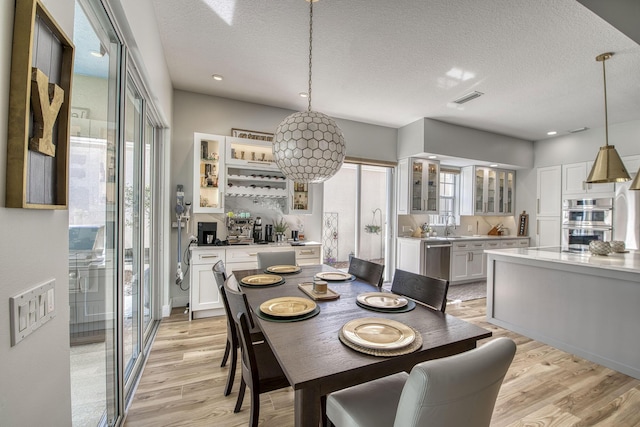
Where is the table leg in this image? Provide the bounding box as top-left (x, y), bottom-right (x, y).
top-left (295, 386), bottom-right (322, 427)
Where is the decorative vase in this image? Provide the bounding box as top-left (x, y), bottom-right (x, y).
top-left (589, 240), bottom-right (611, 256)
top-left (609, 241), bottom-right (625, 253)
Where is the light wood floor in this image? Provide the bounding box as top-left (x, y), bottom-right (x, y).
top-left (124, 299), bottom-right (640, 426)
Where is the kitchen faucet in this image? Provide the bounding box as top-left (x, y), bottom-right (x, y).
top-left (444, 214), bottom-right (456, 236)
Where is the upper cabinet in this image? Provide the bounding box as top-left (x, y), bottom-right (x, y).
top-left (460, 166), bottom-right (515, 216)
top-left (289, 181), bottom-right (312, 214)
top-left (226, 137), bottom-right (278, 170)
top-left (193, 133), bottom-right (225, 213)
top-left (562, 161), bottom-right (614, 197)
top-left (397, 157), bottom-right (440, 214)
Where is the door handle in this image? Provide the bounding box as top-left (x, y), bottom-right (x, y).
top-left (537, 198), bottom-right (540, 214)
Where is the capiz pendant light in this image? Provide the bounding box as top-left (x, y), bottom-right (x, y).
top-left (273, 0), bottom-right (346, 184)
top-left (585, 52), bottom-right (630, 184)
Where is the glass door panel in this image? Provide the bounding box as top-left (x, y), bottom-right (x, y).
top-left (411, 160), bottom-right (423, 211)
top-left (142, 119), bottom-right (154, 336)
top-left (487, 169), bottom-right (496, 214)
top-left (123, 78), bottom-right (143, 379)
top-left (474, 168), bottom-right (485, 213)
top-left (359, 166), bottom-right (390, 266)
top-left (69, 1), bottom-right (120, 425)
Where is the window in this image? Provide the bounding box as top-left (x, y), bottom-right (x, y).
top-left (430, 169), bottom-right (460, 225)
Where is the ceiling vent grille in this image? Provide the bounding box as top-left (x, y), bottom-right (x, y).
top-left (569, 127), bottom-right (589, 133)
top-left (452, 91), bottom-right (484, 104)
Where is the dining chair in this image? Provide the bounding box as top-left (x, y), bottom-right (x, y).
top-left (256, 250), bottom-right (296, 269)
top-left (212, 261), bottom-right (263, 396)
top-left (347, 257), bottom-right (384, 288)
top-left (390, 268), bottom-right (449, 312)
top-left (326, 337), bottom-right (516, 427)
top-left (223, 277), bottom-right (291, 427)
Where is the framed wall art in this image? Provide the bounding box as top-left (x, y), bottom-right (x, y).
top-left (231, 128), bottom-right (274, 142)
top-left (6, 0), bottom-right (74, 209)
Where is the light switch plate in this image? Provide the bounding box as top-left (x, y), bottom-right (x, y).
top-left (9, 279), bottom-right (56, 346)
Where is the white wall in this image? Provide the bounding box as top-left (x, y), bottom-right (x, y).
top-left (398, 118), bottom-right (534, 169)
top-left (0, 1), bottom-right (74, 425)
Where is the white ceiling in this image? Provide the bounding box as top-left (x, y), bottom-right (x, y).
top-left (150, 0), bottom-right (640, 141)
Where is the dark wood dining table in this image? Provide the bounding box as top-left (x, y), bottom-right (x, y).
top-left (234, 264), bottom-right (492, 427)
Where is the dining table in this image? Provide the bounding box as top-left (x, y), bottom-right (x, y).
top-left (234, 264), bottom-right (492, 427)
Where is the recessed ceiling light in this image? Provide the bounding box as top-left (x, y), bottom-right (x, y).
top-left (490, 164), bottom-right (498, 168)
top-left (428, 155), bottom-right (437, 159)
top-left (547, 131), bottom-right (557, 136)
top-left (299, 92), bottom-right (308, 98)
top-left (212, 74), bottom-right (223, 81)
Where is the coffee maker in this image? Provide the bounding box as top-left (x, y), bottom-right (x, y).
top-left (264, 224), bottom-right (273, 243)
top-left (252, 217), bottom-right (263, 243)
top-left (197, 222), bottom-right (217, 246)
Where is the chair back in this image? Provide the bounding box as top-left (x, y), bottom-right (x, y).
top-left (223, 279), bottom-right (261, 391)
top-left (391, 269), bottom-right (449, 312)
top-left (257, 251), bottom-right (296, 269)
top-left (212, 260), bottom-right (238, 339)
top-left (393, 337), bottom-right (516, 427)
top-left (348, 257), bottom-right (384, 288)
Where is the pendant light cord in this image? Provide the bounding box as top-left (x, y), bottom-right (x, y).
top-left (602, 57), bottom-right (609, 147)
top-left (308, 0), bottom-right (313, 112)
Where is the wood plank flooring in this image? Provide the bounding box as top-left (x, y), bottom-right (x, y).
top-left (124, 299), bottom-right (640, 426)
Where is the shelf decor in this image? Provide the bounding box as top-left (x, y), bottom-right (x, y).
top-left (6, 0), bottom-right (74, 209)
top-left (272, 0), bottom-right (345, 183)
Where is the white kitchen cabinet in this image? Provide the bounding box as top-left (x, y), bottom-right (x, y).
top-left (536, 165), bottom-right (562, 247)
top-left (189, 248), bottom-right (226, 319)
top-left (450, 240), bottom-right (485, 283)
top-left (621, 155), bottom-right (640, 177)
top-left (193, 133), bottom-right (225, 213)
top-left (396, 238), bottom-right (422, 274)
top-left (461, 166), bottom-right (515, 216)
top-left (562, 161), bottom-right (615, 197)
top-left (397, 157), bottom-right (439, 214)
top-left (225, 244), bottom-right (322, 276)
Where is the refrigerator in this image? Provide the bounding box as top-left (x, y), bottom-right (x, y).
top-left (613, 176), bottom-right (640, 250)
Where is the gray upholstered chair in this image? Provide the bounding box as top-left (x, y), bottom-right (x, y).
top-left (390, 269), bottom-right (450, 312)
top-left (348, 257), bottom-right (384, 288)
top-left (326, 337), bottom-right (516, 427)
top-left (256, 250), bottom-right (296, 269)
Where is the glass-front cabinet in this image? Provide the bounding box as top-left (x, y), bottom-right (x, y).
top-left (461, 166), bottom-right (515, 216)
top-left (290, 181), bottom-right (312, 214)
top-left (193, 133), bottom-right (225, 213)
top-left (410, 158), bottom-right (439, 213)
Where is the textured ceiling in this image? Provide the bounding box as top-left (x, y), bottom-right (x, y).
top-left (150, 0), bottom-right (640, 141)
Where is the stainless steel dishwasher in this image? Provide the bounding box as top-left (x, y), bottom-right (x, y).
top-left (423, 241), bottom-right (451, 281)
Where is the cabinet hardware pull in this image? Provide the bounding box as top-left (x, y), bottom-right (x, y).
top-left (201, 255), bottom-right (219, 259)
top-left (300, 250), bottom-right (314, 255)
top-left (249, 253), bottom-right (257, 256)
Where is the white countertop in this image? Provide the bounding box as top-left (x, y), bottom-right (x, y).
top-left (191, 241), bottom-right (321, 251)
top-left (485, 246), bottom-right (640, 274)
top-left (397, 235), bottom-right (529, 242)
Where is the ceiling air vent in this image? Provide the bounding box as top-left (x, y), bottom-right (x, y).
top-left (452, 91), bottom-right (484, 104)
top-left (569, 127), bottom-right (589, 133)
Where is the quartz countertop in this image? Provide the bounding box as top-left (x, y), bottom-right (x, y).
top-left (485, 246), bottom-right (640, 274)
top-left (191, 241), bottom-right (321, 250)
top-left (397, 235), bottom-right (529, 242)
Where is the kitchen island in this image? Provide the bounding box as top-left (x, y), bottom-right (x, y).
top-left (485, 246), bottom-right (640, 379)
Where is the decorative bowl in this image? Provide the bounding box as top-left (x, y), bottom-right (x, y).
top-left (610, 241), bottom-right (626, 253)
top-left (589, 240), bottom-right (611, 256)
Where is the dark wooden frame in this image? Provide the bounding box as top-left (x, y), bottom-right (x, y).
top-left (231, 128), bottom-right (274, 142)
top-left (6, 0), bottom-right (74, 209)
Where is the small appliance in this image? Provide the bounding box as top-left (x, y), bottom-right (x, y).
top-left (197, 222), bottom-right (217, 246)
top-left (265, 224), bottom-right (274, 242)
top-left (252, 217), bottom-right (263, 243)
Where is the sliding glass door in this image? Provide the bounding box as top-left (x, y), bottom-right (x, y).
top-left (69, 1), bottom-right (161, 425)
top-left (323, 163), bottom-right (393, 281)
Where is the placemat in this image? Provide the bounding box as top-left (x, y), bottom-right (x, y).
top-left (338, 327), bottom-right (423, 357)
top-left (298, 283), bottom-right (340, 300)
top-left (255, 306), bottom-right (321, 323)
top-left (355, 299), bottom-right (416, 313)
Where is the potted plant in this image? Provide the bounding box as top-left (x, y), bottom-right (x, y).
top-left (273, 218), bottom-right (289, 242)
top-left (364, 208), bottom-right (382, 234)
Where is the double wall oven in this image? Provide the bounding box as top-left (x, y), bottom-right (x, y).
top-left (562, 198), bottom-right (612, 252)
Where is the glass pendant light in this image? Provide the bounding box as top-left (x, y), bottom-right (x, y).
top-left (272, 0), bottom-right (346, 183)
top-left (585, 52), bottom-right (630, 184)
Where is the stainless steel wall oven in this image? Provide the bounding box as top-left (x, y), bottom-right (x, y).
top-left (562, 198), bottom-right (613, 251)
